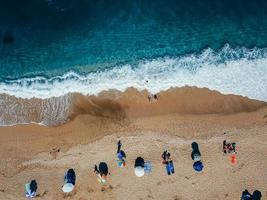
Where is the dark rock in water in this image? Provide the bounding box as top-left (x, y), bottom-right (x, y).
top-left (3, 33), bottom-right (14, 44)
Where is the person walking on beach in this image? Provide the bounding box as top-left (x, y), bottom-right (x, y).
top-left (25, 179), bottom-right (37, 198)
top-left (116, 140), bottom-right (126, 167)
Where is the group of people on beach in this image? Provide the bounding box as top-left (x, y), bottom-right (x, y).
top-left (24, 140), bottom-right (262, 199)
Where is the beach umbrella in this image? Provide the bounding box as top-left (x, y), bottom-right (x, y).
top-left (134, 166), bottom-right (145, 177)
top-left (62, 183), bottom-right (74, 193)
top-left (193, 161), bottom-right (203, 172)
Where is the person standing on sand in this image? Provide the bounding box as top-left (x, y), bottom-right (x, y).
top-left (116, 140), bottom-right (126, 167)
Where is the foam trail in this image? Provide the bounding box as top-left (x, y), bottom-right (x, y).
top-left (0, 45), bottom-right (266, 101)
top-left (0, 94), bottom-right (72, 126)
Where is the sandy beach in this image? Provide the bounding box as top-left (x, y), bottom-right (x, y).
top-left (0, 87), bottom-right (266, 200)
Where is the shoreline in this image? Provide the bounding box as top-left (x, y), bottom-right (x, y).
top-left (0, 86), bottom-right (266, 126)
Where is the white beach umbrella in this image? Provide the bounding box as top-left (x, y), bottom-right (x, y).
top-left (134, 166), bottom-right (145, 177)
top-left (62, 183), bottom-right (74, 193)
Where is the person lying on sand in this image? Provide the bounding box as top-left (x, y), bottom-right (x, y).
top-left (241, 189), bottom-right (262, 200)
top-left (62, 169), bottom-right (76, 193)
top-left (191, 142), bottom-right (204, 172)
top-left (95, 162), bottom-right (109, 183)
top-left (25, 179), bottom-right (37, 198)
top-left (134, 157), bottom-right (145, 177)
top-left (161, 150), bottom-right (175, 175)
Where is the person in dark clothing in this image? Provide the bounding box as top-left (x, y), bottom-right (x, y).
top-left (191, 142), bottom-right (203, 172)
top-left (65, 169), bottom-right (76, 185)
top-left (252, 190), bottom-right (262, 200)
top-left (191, 142), bottom-right (201, 161)
top-left (241, 189), bottom-right (252, 200)
top-left (117, 140), bottom-right (126, 167)
top-left (161, 150), bottom-right (171, 164)
top-left (99, 162), bottom-right (108, 176)
top-left (95, 162), bottom-right (109, 183)
top-left (135, 157), bottom-right (145, 168)
top-left (62, 169), bottom-right (76, 193)
top-left (161, 150), bottom-right (175, 175)
top-left (29, 180), bottom-right (37, 193)
top-left (25, 179), bottom-right (37, 198)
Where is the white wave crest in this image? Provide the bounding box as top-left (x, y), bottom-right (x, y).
top-left (0, 45), bottom-right (267, 101)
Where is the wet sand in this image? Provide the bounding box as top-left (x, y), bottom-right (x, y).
top-left (0, 87), bottom-right (266, 199)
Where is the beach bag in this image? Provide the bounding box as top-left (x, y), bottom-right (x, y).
top-left (117, 159), bottom-right (125, 167)
top-left (166, 161), bottom-right (175, 175)
top-left (144, 161), bottom-right (152, 174)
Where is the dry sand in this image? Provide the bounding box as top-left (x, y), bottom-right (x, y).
top-left (0, 87), bottom-right (266, 200)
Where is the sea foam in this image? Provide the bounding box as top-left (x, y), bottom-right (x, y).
top-left (0, 45), bottom-right (266, 101)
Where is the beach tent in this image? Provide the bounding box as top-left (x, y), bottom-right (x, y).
top-left (62, 183), bottom-right (74, 193)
